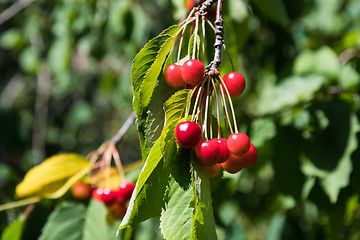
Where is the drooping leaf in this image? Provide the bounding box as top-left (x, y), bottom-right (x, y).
top-left (131, 25), bottom-right (180, 117)
top-left (15, 153), bottom-right (92, 198)
top-left (1, 219), bottom-right (24, 240)
top-left (82, 200), bottom-right (108, 240)
top-left (160, 173), bottom-right (193, 240)
top-left (191, 157), bottom-right (217, 240)
top-left (38, 202), bottom-right (86, 240)
top-left (120, 89), bottom-right (190, 229)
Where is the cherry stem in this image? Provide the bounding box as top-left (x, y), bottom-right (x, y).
top-left (218, 75), bottom-right (239, 133)
top-left (223, 44), bottom-right (235, 72)
top-left (111, 144), bottom-right (125, 181)
top-left (192, 14), bottom-right (200, 59)
top-left (177, 17), bottom-right (196, 63)
top-left (104, 149), bottom-right (111, 189)
top-left (191, 77), bottom-right (208, 122)
top-left (202, 16), bottom-right (206, 62)
top-left (210, 78), bottom-right (221, 138)
top-left (203, 78), bottom-right (211, 140)
top-left (218, 77), bottom-right (234, 134)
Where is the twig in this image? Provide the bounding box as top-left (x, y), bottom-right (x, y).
top-left (109, 111), bottom-right (137, 146)
top-left (208, 0), bottom-right (224, 72)
top-left (32, 65), bottom-right (51, 164)
top-left (0, 0), bottom-right (37, 25)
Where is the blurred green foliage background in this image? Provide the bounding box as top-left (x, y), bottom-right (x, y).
top-left (1, 0), bottom-right (360, 239)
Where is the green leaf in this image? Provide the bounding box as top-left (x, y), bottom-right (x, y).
top-left (252, 0), bottom-right (289, 25)
top-left (191, 157), bottom-right (217, 240)
top-left (294, 47), bottom-right (340, 80)
top-left (160, 171), bottom-right (193, 240)
top-left (256, 75), bottom-right (325, 115)
top-left (15, 153), bottom-right (92, 198)
top-left (39, 202), bottom-right (86, 240)
top-left (1, 219), bottom-right (24, 240)
top-left (120, 89), bottom-right (190, 229)
top-left (132, 25), bottom-right (180, 117)
top-left (188, 33), bottom-right (200, 59)
top-left (82, 200), bottom-right (108, 240)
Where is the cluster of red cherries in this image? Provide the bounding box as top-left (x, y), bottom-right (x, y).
top-left (165, 59), bottom-right (257, 177)
top-left (71, 180), bottom-right (135, 219)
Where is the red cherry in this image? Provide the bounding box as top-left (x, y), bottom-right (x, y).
top-left (165, 64), bottom-right (186, 88)
top-left (216, 138), bottom-right (231, 163)
top-left (71, 181), bottom-right (93, 200)
top-left (232, 143), bottom-right (257, 168)
top-left (221, 155), bottom-right (243, 174)
top-left (175, 121), bottom-right (202, 149)
top-left (208, 163), bottom-right (221, 178)
top-left (91, 188), bottom-right (117, 205)
top-left (181, 59), bottom-right (204, 85)
top-left (195, 139), bottom-right (221, 166)
top-left (110, 201), bottom-right (127, 219)
top-left (227, 133), bottom-right (250, 156)
top-left (117, 182), bottom-right (135, 203)
top-left (185, 0), bottom-right (194, 11)
top-left (222, 72), bottom-right (246, 97)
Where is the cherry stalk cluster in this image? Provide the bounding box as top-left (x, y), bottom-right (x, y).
top-left (165, 0), bottom-right (257, 177)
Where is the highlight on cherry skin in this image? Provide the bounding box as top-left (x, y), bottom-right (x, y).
top-left (92, 187), bottom-right (118, 206)
top-left (227, 132), bottom-right (250, 156)
top-left (175, 121), bottom-right (202, 149)
top-left (181, 59), bottom-right (205, 85)
top-left (165, 64), bottom-right (186, 88)
top-left (195, 139), bottom-right (221, 166)
top-left (222, 72), bottom-right (246, 97)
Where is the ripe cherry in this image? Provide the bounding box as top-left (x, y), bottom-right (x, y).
top-left (117, 182), bottom-right (135, 203)
top-left (222, 143), bottom-right (257, 173)
top-left (185, 0), bottom-right (194, 11)
top-left (181, 59), bottom-right (204, 85)
top-left (195, 139), bottom-right (221, 166)
top-left (221, 155), bottom-right (243, 174)
top-left (92, 188), bottom-right (117, 205)
top-left (175, 121), bottom-right (202, 149)
top-left (222, 72), bottom-right (246, 97)
top-left (71, 180), bottom-right (93, 200)
top-left (227, 132), bottom-right (250, 156)
top-left (110, 201), bottom-right (127, 219)
top-left (208, 163), bottom-right (222, 178)
top-left (165, 64), bottom-right (186, 88)
top-left (216, 138), bottom-right (231, 163)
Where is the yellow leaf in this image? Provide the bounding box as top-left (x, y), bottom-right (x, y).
top-left (89, 167), bottom-right (123, 190)
top-left (16, 153), bottom-right (92, 198)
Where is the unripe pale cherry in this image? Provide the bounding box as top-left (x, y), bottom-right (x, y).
top-left (181, 59), bottom-right (205, 85)
top-left (165, 64), bottom-right (186, 88)
top-left (208, 163), bottom-right (222, 178)
top-left (216, 138), bottom-right (231, 163)
top-left (222, 72), bottom-right (246, 97)
top-left (71, 180), bottom-right (93, 200)
top-left (227, 132), bottom-right (250, 156)
top-left (175, 121), bottom-right (202, 149)
top-left (195, 139), bottom-right (221, 166)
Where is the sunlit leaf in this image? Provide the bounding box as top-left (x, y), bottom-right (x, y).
top-left (16, 153), bottom-right (92, 198)
top-left (1, 219), bottom-right (24, 240)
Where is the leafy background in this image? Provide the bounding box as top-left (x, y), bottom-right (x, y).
top-left (1, 0), bottom-right (360, 239)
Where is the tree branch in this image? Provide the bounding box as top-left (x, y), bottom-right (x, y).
top-left (109, 111), bottom-right (136, 146)
top-left (0, 0), bottom-right (37, 25)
